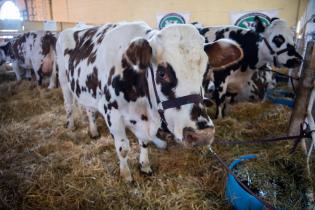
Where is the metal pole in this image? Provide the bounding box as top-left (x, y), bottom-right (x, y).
top-left (24, 0), bottom-right (29, 20)
top-left (49, 0), bottom-right (53, 20)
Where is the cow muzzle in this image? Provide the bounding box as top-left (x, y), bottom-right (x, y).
top-left (182, 126), bottom-right (215, 147)
top-left (284, 58), bottom-right (302, 68)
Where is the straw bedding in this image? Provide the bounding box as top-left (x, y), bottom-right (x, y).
top-left (0, 73), bottom-right (313, 209)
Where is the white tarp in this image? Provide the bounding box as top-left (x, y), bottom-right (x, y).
top-left (156, 12), bottom-right (190, 29)
top-left (230, 9), bottom-right (279, 25)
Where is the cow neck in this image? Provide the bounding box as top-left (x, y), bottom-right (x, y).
top-left (147, 65), bottom-right (203, 129)
top-left (254, 35), bottom-right (270, 69)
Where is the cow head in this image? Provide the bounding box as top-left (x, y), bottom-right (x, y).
top-left (255, 17), bottom-right (302, 68)
top-left (123, 24), bottom-right (243, 147)
top-left (0, 42), bottom-right (12, 65)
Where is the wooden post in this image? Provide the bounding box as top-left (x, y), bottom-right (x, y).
top-left (288, 40), bottom-right (315, 136)
top-left (288, 40), bottom-right (315, 208)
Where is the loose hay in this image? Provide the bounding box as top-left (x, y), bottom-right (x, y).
top-left (0, 79), bottom-right (314, 210)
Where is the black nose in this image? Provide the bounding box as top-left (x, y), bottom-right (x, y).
top-left (285, 58), bottom-right (302, 68)
top-left (203, 93), bottom-right (213, 107)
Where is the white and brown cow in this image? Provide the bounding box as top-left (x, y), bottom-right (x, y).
top-left (56, 22), bottom-right (243, 181)
top-left (199, 17), bottom-right (302, 118)
top-left (0, 31), bottom-right (58, 88)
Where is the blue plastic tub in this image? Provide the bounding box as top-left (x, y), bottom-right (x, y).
top-left (265, 89), bottom-right (295, 108)
top-left (274, 73), bottom-right (289, 83)
top-left (225, 154), bottom-right (264, 210)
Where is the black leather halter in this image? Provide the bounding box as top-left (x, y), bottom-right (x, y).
top-left (263, 37), bottom-right (290, 67)
top-left (148, 66), bottom-right (203, 127)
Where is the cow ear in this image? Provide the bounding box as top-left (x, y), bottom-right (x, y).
top-left (204, 39), bottom-right (243, 70)
top-left (254, 16), bottom-right (266, 33)
top-left (124, 38), bottom-right (152, 71)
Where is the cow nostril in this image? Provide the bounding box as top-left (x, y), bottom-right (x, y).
top-left (203, 99), bottom-right (213, 107)
top-left (286, 58), bottom-right (302, 68)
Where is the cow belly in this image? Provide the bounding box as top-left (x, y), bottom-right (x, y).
top-left (122, 99), bottom-right (158, 140)
top-left (75, 92), bottom-right (100, 108)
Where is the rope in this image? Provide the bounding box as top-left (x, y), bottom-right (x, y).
top-left (214, 125), bottom-right (313, 153)
top-left (264, 69), bottom-right (300, 81)
top-left (260, 68), bottom-right (298, 94)
top-left (289, 76), bottom-right (297, 94)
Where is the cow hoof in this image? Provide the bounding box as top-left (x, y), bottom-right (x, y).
top-left (64, 122), bottom-right (75, 130)
top-left (48, 84), bottom-right (55, 89)
top-left (152, 137), bottom-right (167, 149)
top-left (139, 164), bottom-right (153, 176)
top-left (124, 176), bottom-right (133, 182)
top-left (121, 173), bottom-right (133, 182)
top-left (89, 131), bottom-right (100, 139)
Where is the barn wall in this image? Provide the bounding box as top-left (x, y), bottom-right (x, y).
top-left (12, 0), bottom-right (308, 28)
top-left (49, 0), bottom-right (308, 27)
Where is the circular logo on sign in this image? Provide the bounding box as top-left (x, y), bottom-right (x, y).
top-left (235, 13), bottom-right (271, 30)
top-left (159, 13), bottom-right (186, 29)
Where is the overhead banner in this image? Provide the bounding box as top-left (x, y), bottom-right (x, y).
top-left (230, 10), bottom-right (279, 30)
top-left (156, 12), bottom-right (190, 29)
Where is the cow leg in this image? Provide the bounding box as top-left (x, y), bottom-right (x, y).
top-left (37, 71), bottom-right (44, 86)
top-left (138, 139), bottom-right (152, 175)
top-left (25, 69), bottom-right (32, 81)
top-left (152, 136), bottom-right (167, 149)
top-left (214, 88), bottom-right (227, 119)
top-left (32, 63), bottom-right (44, 86)
top-left (62, 88), bottom-right (74, 129)
top-left (115, 135), bottom-right (132, 182)
top-left (86, 107), bottom-right (100, 139)
top-left (58, 68), bottom-right (74, 129)
top-left (12, 62), bottom-right (22, 81)
top-left (98, 104), bottom-right (132, 181)
top-left (48, 61), bottom-right (57, 89)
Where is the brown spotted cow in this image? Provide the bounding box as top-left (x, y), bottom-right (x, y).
top-left (56, 22), bottom-right (243, 181)
top-left (0, 31), bottom-right (58, 88)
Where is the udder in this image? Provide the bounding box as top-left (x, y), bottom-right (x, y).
top-left (41, 53), bottom-right (54, 75)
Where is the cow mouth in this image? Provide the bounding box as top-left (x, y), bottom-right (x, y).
top-left (203, 93), bottom-right (214, 107)
top-left (284, 58), bottom-right (302, 68)
top-left (182, 126), bottom-right (215, 147)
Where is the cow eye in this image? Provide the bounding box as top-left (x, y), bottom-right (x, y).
top-left (272, 35), bottom-right (285, 48)
top-left (157, 69), bottom-right (165, 78)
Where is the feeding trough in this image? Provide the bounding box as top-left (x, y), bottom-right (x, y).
top-left (225, 154), bottom-right (309, 210)
top-left (265, 88), bottom-right (295, 108)
top-left (225, 154), bottom-right (264, 210)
